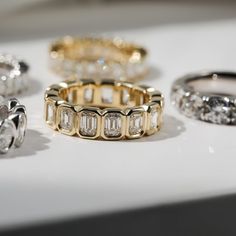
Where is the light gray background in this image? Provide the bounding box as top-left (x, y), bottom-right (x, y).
top-left (0, 0), bottom-right (236, 232)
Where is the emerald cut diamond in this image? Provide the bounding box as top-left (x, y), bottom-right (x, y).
top-left (104, 113), bottom-right (122, 137)
top-left (80, 112), bottom-right (97, 137)
top-left (129, 112), bottom-right (143, 135)
top-left (60, 108), bottom-right (73, 131)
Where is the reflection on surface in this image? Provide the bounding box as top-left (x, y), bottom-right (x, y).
top-left (133, 114), bottom-right (185, 142)
top-left (2, 129), bottom-right (50, 158)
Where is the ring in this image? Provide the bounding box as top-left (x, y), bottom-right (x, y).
top-left (171, 71), bottom-right (236, 125)
top-left (0, 97), bottom-right (27, 153)
top-left (0, 54), bottom-right (29, 96)
top-left (49, 36), bottom-right (148, 81)
top-left (44, 79), bottom-right (164, 140)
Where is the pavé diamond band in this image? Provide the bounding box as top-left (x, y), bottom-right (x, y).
top-left (49, 37), bottom-right (148, 81)
top-left (0, 54), bottom-right (29, 96)
top-left (0, 97), bottom-right (27, 153)
top-left (171, 71), bottom-right (236, 125)
top-left (44, 79), bottom-right (164, 140)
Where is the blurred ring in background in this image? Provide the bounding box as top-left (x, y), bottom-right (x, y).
top-left (0, 54), bottom-right (29, 96)
top-left (171, 71), bottom-right (236, 125)
top-left (49, 36), bottom-right (148, 81)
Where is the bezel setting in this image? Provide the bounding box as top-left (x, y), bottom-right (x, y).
top-left (57, 105), bottom-right (76, 135)
top-left (78, 108), bottom-right (101, 139)
top-left (44, 79), bottom-right (164, 140)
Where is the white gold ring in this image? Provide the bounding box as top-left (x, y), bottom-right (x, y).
top-left (0, 54), bottom-right (29, 96)
top-left (0, 97), bottom-right (27, 154)
top-left (171, 71), bottom-right (236, 125)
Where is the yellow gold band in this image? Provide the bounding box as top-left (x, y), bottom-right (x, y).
top-left (44, 79), bottom-right (164, 140)
top-left (49, 36), bottom-right (148, 81)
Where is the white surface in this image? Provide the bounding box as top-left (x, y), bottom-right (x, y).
top-left (0, 1), bottom-right (236, 230)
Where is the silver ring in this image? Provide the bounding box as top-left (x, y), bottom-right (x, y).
top-left (171, 71), bottom-right (236, 125)
top-left (0, 54), bottom-right (29, 96)
top-left (0, 97), bottom-right (27, 154)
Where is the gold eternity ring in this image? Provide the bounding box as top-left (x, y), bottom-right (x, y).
top-left (49, 36), bottom-right (148, 81)
top-left (44, 79), bottom-right (164, 140)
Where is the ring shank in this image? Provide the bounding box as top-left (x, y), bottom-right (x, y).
top-left (186, 73), bottom-right (236, 96)
top-left (59, 81), bottom-right (152, 109)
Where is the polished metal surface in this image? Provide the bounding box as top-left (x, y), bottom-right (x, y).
top-left (0, 97), bottom-right (27, 153)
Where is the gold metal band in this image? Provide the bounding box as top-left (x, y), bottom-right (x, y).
top-left (44, 79), bottom-right (164, 140)
top-left (49, 36), bottom-right (148, 81)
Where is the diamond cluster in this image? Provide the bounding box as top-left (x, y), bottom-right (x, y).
top-left (50, 37), bottom-right (147, 80)
top-left (0, 54), bottom-right (28, 96)
top-left (51, 58), bottom-right (147, 80)
top-left (172, 87), bottom-right (236, 125)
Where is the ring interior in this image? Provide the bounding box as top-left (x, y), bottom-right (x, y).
top-left (51, 38), bottom-right (145, 63)
top-left (187, 74), bottom-right (236, 97)
top-left (58, 83), bottom-right (150, 109)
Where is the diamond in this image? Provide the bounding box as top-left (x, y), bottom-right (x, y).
top-left (134, 63), bottom-right (146, 76)
top-left (97, 59), bottom-right (111, 77)
top-left (67, 91), bottom-right (74, 103)
top-left (180, 94), bottom-right (203, 118)
top-left (101, 64), bottom-right (111, 77)
top-left (0, 77), bottom-right (7, 95)
top-left (231, 109), bottom-right (236, 124)
top-left (171, 87), bottom-right (185, 107)
top-left (84, 88), bottom-right (93, 103)
top-left (79, 112), bottom-right (97, 137)
top-left (112, 63), bottom-right (123, 79)
top-left (46, 103), bottom-right (55, 125)
top-left (63, 60), bottom-right (74, 77)
top-left (77, 63), bottom-right (84, 78)
top-left (126, 63), bottom-right (135, 78)
top-left (102, 87), bottom-right (113, 104)
top-left (15, 113), bottom-right (27, 147)
top-left (14, 77), bottom-right (22, 94)
top-left (0, 119), bottom-right (15, 153)
top-left (0, 105), bottom-right (8, 121)
top-left (129, 112), bottom-right (143, 135)
top-left (201, 97), bottom-right (231, 124)
top-left (104, 113), bottom-right (122, 137)
top-left (6, 77), bottom-right (13, 95)
top-left (122, 89), bottom-right (129, 105)
top-left (150, 108), bottom-right (158, 129)
top-left (60, 108), bottom-right (74, 131)
top-left (86, 63), bottom-right (97, 77)
top-left (232, 101), bottom-right (236, 124)
top-left (49, 58), bottom-right (59, 71)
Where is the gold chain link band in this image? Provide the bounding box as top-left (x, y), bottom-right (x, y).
top-left (44, 79), bottom-right (164, 140)
top-left (49, 36), bottom-right (148, 81)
